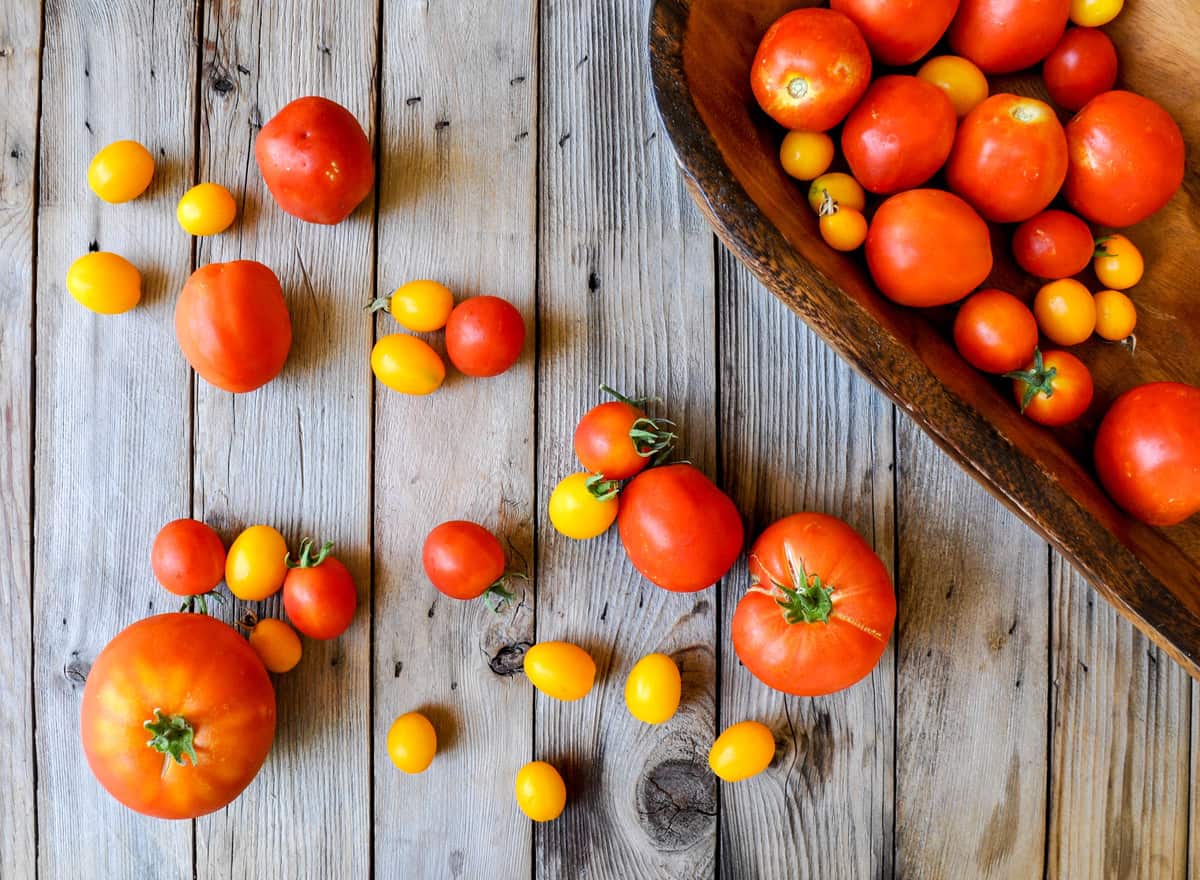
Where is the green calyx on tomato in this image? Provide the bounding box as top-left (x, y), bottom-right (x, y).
top-left (599, 384), bottom-right (677, 464)
top-left (286, 538), bottom-right (334, 570)
top-left (1005, 349), bottom-right (1056, 413)
top-left (756, 548), bottom-right (834, 624)
top-left (144, 708), bottom-right (198, 767)
top-left (179, 589), bottom-right (224, 615)
top-left (585, 473), bottom-right (621, 502)
top-left (364, 297), bottom-right (392, 314)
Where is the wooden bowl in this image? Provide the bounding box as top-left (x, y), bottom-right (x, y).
top-left (649, 0), bottom-right (1200, 676)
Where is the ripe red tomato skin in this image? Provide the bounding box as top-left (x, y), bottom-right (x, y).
top-left (283, 556), bottom-right (358, 640)
top-left (946, 94), bottom-right (1068, 223)
top-left (617, 464), bottom-right (743, 593)
top-left (1012, 210), bottom-right (1093, 279)
top-left (151, 519), bottom-right (226, 596)
top-left (255, 96), bottom-right (374, 225)
top-left (750, 8), bottom-right (872, 132)
top-left (953, 289), bottom-right (1039, 374)
top-left (1065, 90), bottom-right (1185, 228)
top-left (829, 0), bottom-right (960, 66)
top-left (422, 521), bottom-right (506, 600)
top-left (175, 260), bottom-right (292, 393)
top-left (444, 296), bottom-right (525, 377)
top-left (1043, 28), bottom-right (1118, 112)
top-left (1094, 383), bottom-right (1200, 526)
top-left (841, 76), bottom-right (958, 195)
top-left (949, 0), bottom-right (1070, 74)
top-left (574, 401), bottom-right (649, 481)
top-left (1011, 350), bottom-right (1093, 427)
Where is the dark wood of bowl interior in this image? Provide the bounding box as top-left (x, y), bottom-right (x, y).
top-left (649, 0), bottom-right (1200, 676)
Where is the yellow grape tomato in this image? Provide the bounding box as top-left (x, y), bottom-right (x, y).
top-left (624, 653), bottom-right (682, 724)
top-left (66, 252), bottom-right (142, 314)
top-left (177, 182), bottom-right (238, 236)
top-left (515, 761), bottom-right (567, 822)
top-left (88, 140), bottom-right (155, 203)
top-left (523, 641), bottom-right (596, 702)
top-left (226, 525), bottom-right (289, 600)
top-left (387, 712), bottom-right (437, 774)
top-left (371, 333), bottom-right (446, 396)
top-left (709, 720), bottom-right (776, 782)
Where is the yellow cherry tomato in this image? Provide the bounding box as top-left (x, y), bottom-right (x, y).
top-left (548, 472), bottom-right (618, 540)
top-left (1093, 234), bottom-right (1143, 290)
top-left (1070, 0), bottom-right (1123, 27)
top-left (226, 524), bottom-right (289, 600)
top-left (1093, 289), bottom-right (1137, 341)
top-left (87, 140), bottom-right (155, 203)
top-left (65, 251), bottom-right (141, 314)
top-left (371, 333), bottom-right (446, 395)
top-left (523, 641), bottom-right (596, 702)
top-left (246, 616), bottom-right (302, 673)
top-left (709, 720), bottom-right (776, 783)
top-left (515, 761), bottom-right (567, 822)
top-left (624, 653), bottom-right (682, 724)
top-left (917, 55), bottom-right (989, 117)
top-left (807, 172), bottom-right (865, 215)
top-left (818, 202), bottom-right (868, 252)
top-left (387, 712), bottom-right (438, 774)
top-left (779, 131), bottom-right (834, 181)
top-left (176, 182), bottom-right (237, 236)
top-left (1034, 278), bottom-right (1097, 346)
top-left (371, 279), bottom-right (455, 332)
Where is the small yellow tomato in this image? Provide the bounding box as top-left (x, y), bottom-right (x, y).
top-left (246, 617), bottom-right (302, 673)
top-left (371, 280), bottom-right (455, 332)
top-left (177, 182), bottom-right (237, 236)
top-left (387, 712), bottom-right (438, 774)
top-left (807, 173), bottom-right (865, 215)
top-left (523, 641), bottom-right (596, 702)
top-left (1070, 0), bottom-right (1123, 27)
top-left (65, 251), bottom-right (142, 314)
top-left (548, 473), bottom-right (618, 540)
top-left (371, 333), bottom-right (446, 395)
top-left (515, 761), bottom-right (567, 822)
top-left (1093, 289), bottom-right (1137, 341)
top-left (1034, 278), bottom-right (1097, 346)
top-left (709, 720), bottom-right (776, 783)
top-left (917, 55), bottom-right (989, 117)
top-left (624, 653), bottom-right (682, 724)
top-left (1093, 234), bottom-right (1143, 290)
top-left (87, 140), bottom-right (155, 203)
top-left (779, 131), bottom-right (834, 181)
top-left (226, 524), bottom-right (289, 600)
top-left (818, 201), bottom-right (868, 252)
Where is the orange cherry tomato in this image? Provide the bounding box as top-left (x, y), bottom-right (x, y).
top-left (1092, 235), bottom-right (1143, 290)
top-left (245, 616), bottom-right (303, 673)
top-left (917, 55), bottom-right (989, 117)
top-left (807, 173), bottom-right (865, 215)
top-left (953, 289), bottom-right (1039, 374)
top-left (1034, 278), bottom-right (1096, 346)
top-left (1008, 349), bottom-right (1094, 426)
top-left (1093, 289), bottom-right (1136, 341)
top-left (818, 197), bottom-right (868, 252)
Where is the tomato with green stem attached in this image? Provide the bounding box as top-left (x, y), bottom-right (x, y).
top-left (1007, 349), bottom-right (1093, 426)
top-left (282, 539), bottom-right (358, 640)
top-left (422, 520), bottom-right (521, 609)
top-left (574, 386), bottom-right (675, 480)
top-left (549, 473), bottom-right (620, 540)
top-left (151, 518), bottom-right (226, 612)
top-left (366, 279), bottom-right (455, 333)
top-left (1093, 235), bottom-right (1143, 290)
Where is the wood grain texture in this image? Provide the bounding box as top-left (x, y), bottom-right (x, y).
top-left (895, 421), bottom-right (1049, 879)
top-left (1047, 558), bottom-right (1189, 879)
top-left (717, 249), bottom-right (895, 879)
top-left (33, 0), bottom-right (196, 876)
top-left (371, 2), bottom-right (537, 877)
top-left (0, 1), bottom-right (40, 877)
top-left (535, 1), bottom-right (718, 877)
top-left (191, 2), bottom-right (375, 877)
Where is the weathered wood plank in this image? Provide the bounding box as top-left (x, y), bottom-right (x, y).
top-left (0, 2), bottom-right (41, 878)
top-left (895, 424), bottom-right (1049, 878)
top-left (716, 250), bottom-right (895, 879)
top-left (33, 0), bottom-right (196, 876)
top-left (1047, 558), bottom-right (1189, 878)
top-left (191, 3), bottom-right (375, 877)
top-left (371, 1), bottom-right (537, 877)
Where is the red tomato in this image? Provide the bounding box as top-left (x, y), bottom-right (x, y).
top-left (81, 613), bottom-right (275, 819)
top-left (1008, 349), bottom-right (1093, 426)
top-left (175, 260), bottom-right (292, 393)
top-left (1065, 90), bottom-right (1185, 228)
top-left (282, 539), bottom-right (358, 640)
top-left (444, 296), bottom-right (525, 377)
top-left (151, 518), bottom-right (225, 601)
top-left (830, 0), bottom-right (960, 66)
top-left (1094, 383), bottom-right (1200, 526)
top-left (254, 96), bottom-right (374, 225)
top-left (731, 513), bottom-right (895, 697)
top-left (949, 0), bottom-right (1070, 74)
top-left (953, 289), bottom-right (1039, 373)
top-left (574, 391), bottom-right (675, 480)
top-left (422, 521), bottom-right (512, 603)
top-left (946, 94), bottom-right (1068, 223)
top-left (841, 76), bottom-right (957, 195)
top-left (617, 464), bottom-right (743, 592)
top-left (865, 189), bottom-right (992, 307)
top-left (750, 8), bottom-right (872, 132)
top-left (1011, 209), bottom-right (1093, 279)
top-left (1042, 27), bottom-right (1118, 111)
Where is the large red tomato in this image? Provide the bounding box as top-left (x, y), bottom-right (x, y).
top-left (1094, 383), bottom-right (1200, 526)
top-left (1042, 27), bottom-right (1118, 112)
top-left (255, 96), bottom-right (374, 225)
top-left (830, 0), bottom-right (960, 66)
top-left (950, 0), bottom-right (1069, 73)
top-left (946, 93), bottom-right (1068, 223)
top-left (865, 189), bottom-right (993, 307)
top-left (617, 464), bottom-right (743, 592)
top-left (731, 513), bottom-right (895, 697)
top-left (1064, 91), bottom-right (1185, 228)
top-left (81, 613), bottom-right (275, 819)
top-left (175, 260), bottom-right (292, 393)
top-left (750, 8), bottom-right (872, 132)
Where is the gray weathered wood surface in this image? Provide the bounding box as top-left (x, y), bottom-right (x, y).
top-left (2, 0), bottom-right (1196, 877)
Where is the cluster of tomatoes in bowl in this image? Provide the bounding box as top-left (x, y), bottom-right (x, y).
top-left (751, 0), bottom-right (1200, 528)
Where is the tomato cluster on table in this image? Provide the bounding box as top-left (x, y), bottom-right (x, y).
top-left (751, 0), bottom-right (1200, 528)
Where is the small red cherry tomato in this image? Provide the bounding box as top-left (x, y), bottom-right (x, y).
top-left (574, 388), bottom-right (675, 481)
top-left (444, 296), bottom-right (526, 377)
top-left (1011, 210), bottom-right (1093, 280)
top-left (151, 519), bottom-right (226, 604)
top-left (1042, 28), bottom-right (1118, 112)
top-left (953, 289), bottom-right (1039, 374)
top-left (282, 539), bottom-right (358, 640)
top-left (422, 520), bottom-right (515, 606)
top-left (1008, 349), bottom-right (1094, 426)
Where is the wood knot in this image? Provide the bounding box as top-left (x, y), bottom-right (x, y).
top-left (64, 659), bottom-right (90, 684)
top-left (211, 75), bottom-right (235, 94)
top-left (488, 642), bottom-right (530, 676)
top-left (636, 758), bottom-right (716, 851)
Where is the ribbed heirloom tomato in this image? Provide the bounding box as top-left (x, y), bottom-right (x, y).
top-left (422, 520), bottom-right (513, 604)
top-left (1012, 209), bottom-right (1093, 279)
top-left (1042, 27), bottom-right (1118, 111)
top-left (950, 0), bottom-right (1070, 74)
top-left (953, 289), bottom-right (1039, 374)
top-left (830, 0), bottom-right (960, 66)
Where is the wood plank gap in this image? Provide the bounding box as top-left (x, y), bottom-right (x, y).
top-left (710, 230), bottom-right (723, 880)
top-left (532, 2), bottom-right (542, 879)
top-left (890, 403), bottom-right (900, 880)
top-left (1043, 544), bottom-right (1053, 880)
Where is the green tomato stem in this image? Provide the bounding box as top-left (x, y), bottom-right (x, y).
top-left (144, 708), bottom-right (198, 767)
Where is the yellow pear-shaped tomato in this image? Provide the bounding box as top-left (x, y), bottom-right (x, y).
top-left (709, 720), bottom-right (776, 782)
top-left (226, 525), bottom-right (288, 600)
top-left (514, 761), bottom-right (567, 822)
top-left (523, 641), bottom-right (595, 702)
top-left (387, 712), bottom-right (437, 774)
top-left (246, 617), bottom-right (302, 673)
top-left (624, 653), bottom-right (682, 724)
top-left (66, 252), bottom-right (142, 314)
top-left (371, 333), bottom-right (446, 396)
